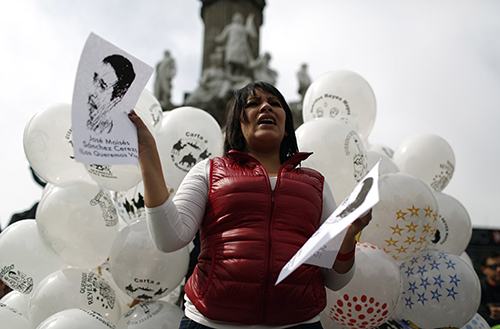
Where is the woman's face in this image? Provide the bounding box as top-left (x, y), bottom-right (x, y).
top-left (240, 88), bottom-right (287, 154)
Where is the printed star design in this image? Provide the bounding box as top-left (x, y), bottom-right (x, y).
top-left (405, 296), bottom-right (414, 309)
top-left (433, 213), bottom-right (439, 222)
top-left (396, 210), bottom-right (408, 221)
top-left (430, 288), bottom-right (442, 302)
top-left (446, 286), bottom-right (458, 300)
top-left (438, 253), bottom-right (449, 260)
top-left (405, 266), bottom-right (415, 278)
top-left (429, 260), bottom-right (441, 271)
top-left (404, 235), bottom-right (416, 245)
top-left (406, 222), bottom-right (418, 233)
top-left (424, 206), bottom-right (433, 217)
top-left (396, 245), bottom-right (409, 254)
top-left (399, 262), bottom-right (407, 270)
top-left (417, 265), bottom-right (428, 276)
top-left (445, 260), bottom-right (457, 270)
top-left (385, 237), bottom-right (398, 247)
top-left (417, 291), bottom-right (428, 305)
top-left (422, 223), bottom-right (432, 233)
top-left (418, 236), bottom-right (427, 245)
top-left (390, 224), bottom-right (405, 236)
top-left (412, 246), bottom-right (422, 253)
top-left (420, 277), bottom-right (431, 290)
top-left (449, 274), bottom-right (461, 287)
top-left (408, 281), bottom-right (418, 294)
top-left (407, 205), bottom-right (420, 217)
top-left (410, 257), bottom-right (419, 265)
top-left (433, 275), bottom-right (445, 288)
top-left (423, 253), bottom-right (432, 261)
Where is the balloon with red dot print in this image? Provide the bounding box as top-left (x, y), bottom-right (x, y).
top-left (321, 242), bottom-right (402, 329)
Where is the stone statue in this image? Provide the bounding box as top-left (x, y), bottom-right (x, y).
top-left (185, 49), bottom-right (231, 106)
top-left (154, 50), bottom-right (177, 111)
top-left (297, 63), bottom-right (311, 99)
top-left (215, 12), bottom-right (257, 78)
top-left (250, 52), bottom-right (277, 85)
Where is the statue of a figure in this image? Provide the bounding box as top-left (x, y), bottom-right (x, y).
top-left (250, 52), bottom-right (277, 85)
top-left (297, 63), bottom-right (311, 99)
top-left (154, 50), bottom-right (177, 111)
top-left (185, 49), bottom-right (232, 106)
top-left (215, 12), bottom-right (257, 78)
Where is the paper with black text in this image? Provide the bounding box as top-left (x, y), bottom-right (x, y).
top-left (275, 161), bottom-right (380, 285)
top-left (72, 32), bottom-right (153, 165)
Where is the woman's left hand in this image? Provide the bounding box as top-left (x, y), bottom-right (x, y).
top-left (346, 209), bottom-right (372, 239)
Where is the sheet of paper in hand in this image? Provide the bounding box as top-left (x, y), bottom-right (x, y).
top-left (276, 161), bottom-right (381, 285)
top-left (72, 32), bottom-right (153, 165)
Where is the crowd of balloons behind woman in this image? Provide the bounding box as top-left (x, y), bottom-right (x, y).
top-left (0, 70), bottom-right (486, 329)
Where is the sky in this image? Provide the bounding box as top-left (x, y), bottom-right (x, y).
top-left (1, 0), bottom-right (499, 229)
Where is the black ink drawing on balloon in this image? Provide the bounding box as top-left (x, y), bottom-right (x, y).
top-left (431, 160), bottom-right (454, 192)
top-left (344, 131), bottom-right (367, 182)
top-left (0, 265), bottom-right (34, 294)
top-left (171, 133), bottom-right (212, 172)
top-left (90, 190), bottom-right (118, 226)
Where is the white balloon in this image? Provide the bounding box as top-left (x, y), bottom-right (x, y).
top-left (369, 143), bottom-right (395, 158)
top-left (134, 89), bottom-right (163, 134)
top-left (296, 118), bottom-right (368, 203)
top-left (156, 106), bottom-right (223, 195)
top-left (358, 173), bottom-right (438, 262)
top-left (425, 192), bottom-right (472, 255)
top-left (116, 300), bottom-right (184, 329)
top-left (109, 220), bottom-right (189, 301)
top-left (321, 243), bottom-right (402, 329)
top-left (459, 313), bottom-right (490, 329)
top-left (393, 133), bottom-right (455, 192)
top-left (302, 70), bottom-right (377, 140)
top-left (29, 268), bottom-right (121, 328)
top-left (366, 150), bottom-right (399, 176)
top-left (0, 220), bottom-right (69, 294)
top-left (395, 250), bottom-right (480, 329)
top-left (36, 180), bottom-right (119, 269)
top-left (85, 163), bottom-right (143, 192)
top-left (0, 303), bottom-right (31, 329)
top-left (23, 103), bottom-right (90, 184)
top-left (460, 251), bottom-right (474, 268)
top-left (115, 181), bottom-right (146, 224)
top-left (36, 308), bottom-right (116, 329)
top-left (0, 290), bottom-right (31, 320)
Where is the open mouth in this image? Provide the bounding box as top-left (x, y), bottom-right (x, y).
top-left (258, 115), bottom-right (276, 126)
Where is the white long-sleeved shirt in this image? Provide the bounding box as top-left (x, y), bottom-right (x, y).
top-left (146, 159), bottom-right (355, 329)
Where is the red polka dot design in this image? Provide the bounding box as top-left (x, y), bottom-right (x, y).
top-left (327, 294), bottom-right (390, 328)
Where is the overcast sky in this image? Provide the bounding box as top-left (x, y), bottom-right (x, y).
top-left (1, 0), bottom-right (499, 229)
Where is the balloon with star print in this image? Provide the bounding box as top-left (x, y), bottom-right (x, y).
top-left (394, 249), bottom-right (480, 329)
top-left (357, 173), bottom-right (438, 262)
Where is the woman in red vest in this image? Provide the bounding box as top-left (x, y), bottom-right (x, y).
top-left (129, 81), bottom-right (372, 328)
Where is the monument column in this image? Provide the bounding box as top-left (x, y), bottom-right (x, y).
top-left (199, 0), bottom-right (266, 73)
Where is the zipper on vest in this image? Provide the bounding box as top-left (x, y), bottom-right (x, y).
top-left (262, 167), bottom-right (281, 323)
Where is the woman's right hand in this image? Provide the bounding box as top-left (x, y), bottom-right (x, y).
top-left (128, 110), bottom-right (170, 207)
top-left (128, 110), bottom-right (157, 158)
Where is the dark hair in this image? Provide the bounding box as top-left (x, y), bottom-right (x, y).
top-left (480, 250), bottom-right (500, 266)
top-left (102, 54), bottom-right (136, 100)
top-left (223, 81), bottom-right (298, 163)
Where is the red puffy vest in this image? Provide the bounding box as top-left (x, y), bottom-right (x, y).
top-left (184, 150), bottom-right (327, 325)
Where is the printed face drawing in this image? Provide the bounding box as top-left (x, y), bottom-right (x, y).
top-left (86, 54), bottom-right (136, 134)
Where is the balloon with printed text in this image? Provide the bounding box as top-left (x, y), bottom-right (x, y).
top-left (393, 133), bottom-right (455, 192)
top-left (302, 70), bottom-right (376, 141)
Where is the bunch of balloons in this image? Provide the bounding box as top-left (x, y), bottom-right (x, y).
top-left (1, 68), bottom-right (480, 329)
top-left (0, 89), bottom-right (224, 328)
top-left (297, 70), bottom-right (478, 329)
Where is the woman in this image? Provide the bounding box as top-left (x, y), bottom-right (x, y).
top-left (129, 81), bottom-right (371, 328)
